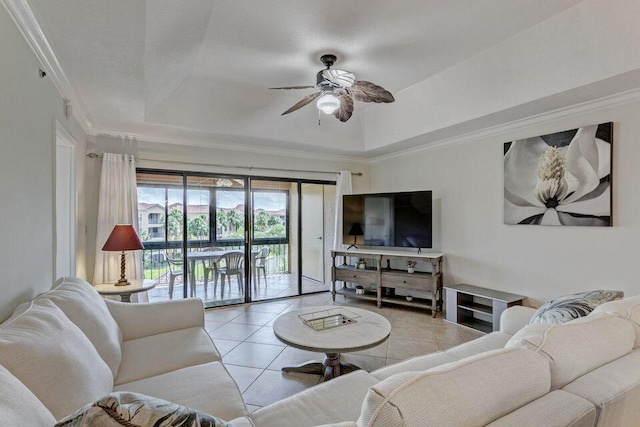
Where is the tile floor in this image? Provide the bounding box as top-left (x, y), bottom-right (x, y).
top-left (149, 273), bottom-right (329, 305)
top-left (204, 292), bottom-right (483, 410)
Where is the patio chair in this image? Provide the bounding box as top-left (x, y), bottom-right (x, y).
top-left (202, 247), bottom-right (224, 296)
top-left (164, 250), bottom-right (185, 299)
top-left (254, 246), bottom-right (270, 287)
top-left (218, 251), bottom-right (245, 296)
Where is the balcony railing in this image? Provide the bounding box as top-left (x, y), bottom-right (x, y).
top-left (142, 243), bottom-right (289, 287)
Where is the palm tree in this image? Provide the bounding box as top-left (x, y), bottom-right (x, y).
top-left (167, 208), bottom-right (183, 241)
top-left (226, 210), bottom-right (244, 233)
top-left (187, 215), bottom-right (209, 240)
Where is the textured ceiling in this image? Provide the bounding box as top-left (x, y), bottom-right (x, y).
top-left (27, 0), bottom-right (592, 156)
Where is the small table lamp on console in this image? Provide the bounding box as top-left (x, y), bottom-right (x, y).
top-left (347, 222), bottom-right (364, 250)
top-left (102, 224), bottom-right (144, 286)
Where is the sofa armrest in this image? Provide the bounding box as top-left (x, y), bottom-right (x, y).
top-left (500, 306), bottom-right (537, 335)
top-left (105, 298), bottom-right (205, 341)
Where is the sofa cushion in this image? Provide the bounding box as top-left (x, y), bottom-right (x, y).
top-left (54, 391), bottom-right (231, 427)
top-left (0, 299), bottom-right (113, 420)
top-left (39, 277), bottom-right (123, 377)
top-left (371, 351), bottom-right (457, 381)
top-left (358, 348), bottom-right (550, 427)
top-left (593, 295), bottom-right (640, 348)
top-left (562, 348), bottom-right (640, 427)
top-left (114, 361), bottom-right (247, 421)
top-left (114, 326), bottom-right (221, 385)
top-left (444, 331), bottom-right (512, 360)
top-left (486, 390), bottom-right (596, 427)
top-left (0, 365), bottom-right (56, 426)
top-left (506, 312), bottom-right (635, 389)
top-left (251, 370), bottom-right (379, 427)
top-left (528, 290), bottom-right (623, 325)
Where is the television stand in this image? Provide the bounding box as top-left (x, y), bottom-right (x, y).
top-left (331, 249), bottom-right (444, 317)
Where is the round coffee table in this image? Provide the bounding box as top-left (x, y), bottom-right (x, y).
top-left (273, 305), bottom-right (391, 381)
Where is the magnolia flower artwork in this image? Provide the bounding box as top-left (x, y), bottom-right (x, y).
top-left (504, 122), bottom-right (612, 226)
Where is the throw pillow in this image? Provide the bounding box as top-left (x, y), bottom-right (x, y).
top-left (55, 392), bottom-right (228, 427)
top-left (0, 299), bottom-right (114, 420)
top-left (39, 277), bottom-right (123, 377)
top-left (528, 290), bottom-right (624, 325)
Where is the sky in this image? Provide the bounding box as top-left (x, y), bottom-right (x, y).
top-left (137, 187), bottom-right (286, 211)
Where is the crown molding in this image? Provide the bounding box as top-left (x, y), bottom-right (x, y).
top-left (89, 127), bottom-right (371, 165)
top-left (1, 0), bottom-right (93, 133)
top-left (371, 87), bottom-right (640, 164)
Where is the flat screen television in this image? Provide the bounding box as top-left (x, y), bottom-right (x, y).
top-left (343, 190), bottom-right (432, 249)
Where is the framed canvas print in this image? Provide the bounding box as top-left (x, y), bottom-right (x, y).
top-left (504, 122), bottom-right (612, 226)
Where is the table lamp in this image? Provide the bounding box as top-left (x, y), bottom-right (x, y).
top-left (102, 224), bottom-right (144, 286)
top-left (347, 222), bottom-right (364, 250)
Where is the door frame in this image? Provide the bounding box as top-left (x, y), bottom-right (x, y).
top-left (54, 120), bottom-right (77, 279)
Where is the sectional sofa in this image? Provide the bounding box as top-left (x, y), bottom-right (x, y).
top-left (0, 277), bottom-right (638, 426)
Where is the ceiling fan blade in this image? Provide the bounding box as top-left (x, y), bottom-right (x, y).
top-left (350, 81), bottom-right (395, 103)
top-left (281, 92), bottom-right (321, 115)
top-left (269, 85), bottom-right (316, 90)
top-left (333, 93), bottom-right (354, 122)
top-left (322, 69), bottom-right (356, 88)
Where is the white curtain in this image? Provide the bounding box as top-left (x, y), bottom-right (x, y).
top-left (333, 170), bottom-right (353, 251)
top-left (93, 154), bottom-right (143, 291)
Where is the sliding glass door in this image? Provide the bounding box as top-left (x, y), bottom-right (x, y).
top-left (138, 169), bottom-right (334, 307)
top-left (249, 179), bottom-right (298, 302)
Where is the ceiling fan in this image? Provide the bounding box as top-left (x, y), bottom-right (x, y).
top-left (270, 54), bottom-right (395, 123)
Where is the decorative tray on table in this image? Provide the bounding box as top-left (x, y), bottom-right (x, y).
top-left (298, 308), bottom-right (360, 331)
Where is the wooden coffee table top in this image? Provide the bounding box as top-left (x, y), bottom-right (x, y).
top-left (273, 305), bottom-right (391, 354)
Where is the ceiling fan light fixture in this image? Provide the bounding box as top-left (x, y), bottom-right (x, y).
top-left (316, 93), bottom-right (340, 114)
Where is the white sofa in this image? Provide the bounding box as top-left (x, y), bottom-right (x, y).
top-left (1, 277), bottom-right (639, 426)
top-left (0, 277), bottom-right (251, 426)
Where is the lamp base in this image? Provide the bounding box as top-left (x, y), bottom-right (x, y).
top-left (114, 279), bottom-right (131, 287)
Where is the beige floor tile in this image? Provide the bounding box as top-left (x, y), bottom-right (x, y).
top-left (246, 404), bottom-right (262, 413)
top-left (386, 336), bottom-right (440, 360)
top-left (229, 311), bottom-right (279, 326)
top-left (245, 302), bottom-right (292, 313)
top-left (243, 370), bottom-right (321, 407)
top-left (433, 326), bottom-right (483, 346)
top-left (209, 323), bottom-right (262, 341)
top-left (341, 354), bottom-right (386, 372)
top-left (352, 340), bottom-right (389, 358)
top-left (245, 326), bottom-right (284, 346)
top-left (224, 364), bottom-right (264, 393)
top-left (267, 346), bottom-right (325, 371)
top-left (205, 308), bottom-right (246, 322)
top-left (389, 323), bottom-right (438, 342)
top-left (223, 342), bottom-right (285, 369)
top-left (385, 357), bottom-right (403, 366)
top-left (212, 339), bottom-right (242, 356)
top-left (204, 320), bottom-right (226, 333)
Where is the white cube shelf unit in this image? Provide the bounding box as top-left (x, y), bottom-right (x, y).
top-left (444, 284), bottom-right (525, 333)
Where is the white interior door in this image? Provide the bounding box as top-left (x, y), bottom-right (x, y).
top-left (55, 122), bottom-right (76, 279)
top-left (301, 184), bottom-right (324, 282)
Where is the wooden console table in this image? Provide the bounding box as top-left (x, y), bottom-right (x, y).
top-left (331, 249), bottom-right (444, 317)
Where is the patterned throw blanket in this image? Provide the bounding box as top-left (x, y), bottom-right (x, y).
top-left (55, 392), bottom-right (228, 427)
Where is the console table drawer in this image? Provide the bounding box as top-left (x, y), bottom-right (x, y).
top-left (335, 268), bottom-right (378, 286)
top-left (381, 272), bottom-right (431, 291)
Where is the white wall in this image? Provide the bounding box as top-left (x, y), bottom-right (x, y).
top-left (370, 100), bottom-right (640, 306)
top-left (0, 5), bottom-right (86, 321)
top-left (83, 134), bottom-right (370, 281)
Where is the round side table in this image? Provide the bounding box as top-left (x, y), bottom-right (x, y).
top-left (94, 279), bottom-right (157, 303)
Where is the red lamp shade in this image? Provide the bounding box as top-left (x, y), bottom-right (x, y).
top-left (102, 224), bottom-right (144, 252)
top-left (102, 224), bottom-right (143, 286)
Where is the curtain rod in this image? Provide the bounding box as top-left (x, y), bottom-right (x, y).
top-left (86, 153), bottom-right (362, 176)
